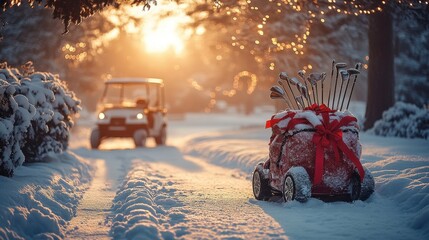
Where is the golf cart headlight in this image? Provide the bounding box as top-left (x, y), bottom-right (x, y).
top-left (98, 112), bottom-right (106, 120)
top-left (136, 113), bottom-right (144, 120)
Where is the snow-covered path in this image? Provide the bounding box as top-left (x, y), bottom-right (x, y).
top-left (66, 159), bottom-right (120, 239)
top-left (63, 112), bottom-right (428, 239)
top-left (154, 154), bottom-right (286, 239)
top-left (66, 112), bottom-right (287, 239)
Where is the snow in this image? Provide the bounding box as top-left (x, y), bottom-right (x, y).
top-left (0, 152), bottom-right (91, 239)
top-left (182, 116), bottom-right (429, 238)
top-left (0, 110), bottom-right (428, 239)
top-left (109, 161), bottom-right (187, 239)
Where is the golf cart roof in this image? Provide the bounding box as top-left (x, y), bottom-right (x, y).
top-left (106, 77), bottom-right (163, 84)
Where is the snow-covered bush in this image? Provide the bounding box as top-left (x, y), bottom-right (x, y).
top-left (0, 62), bottom-right (80, 177)
top-left (396, 76), bottom-right (429, 107)
top-left (370, 102), bottom-right (429, 139)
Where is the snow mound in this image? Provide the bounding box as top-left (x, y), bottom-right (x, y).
top-left (183, 130), bottom-right (269, 174)
top-left (0, 152), bottom-right (91, 239)
top-left (110, 161), bottom-right (187, 239)
top-left (364, 147), bottom-right (429, 235)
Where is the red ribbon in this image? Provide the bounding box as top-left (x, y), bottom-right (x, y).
top-left (304, 103), bottom-right (336, 114)
top-left (265, 111), bottom-right (296, 128)
top-left (311, 113), bottom-right (364, 185)
top-left (266, 109), bottom-right (364, 185)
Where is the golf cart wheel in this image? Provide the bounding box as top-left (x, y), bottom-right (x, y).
top-left (155, 125), bottom-right (167, 146)
top-left (133, 129), bottom-right (148, 147)
top-left (359, 167), bottom-right (375, 201)
top-left (349, 173), bottom-right (361, 201)
top-left (252, 165), bottom-right (270, 200)
top-left (283, 167), bottom-right (311, 203)
top-left (90, 128), bottom-right (101, 149)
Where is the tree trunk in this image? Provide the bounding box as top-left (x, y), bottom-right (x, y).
top-left (364, 8), bottom-right (395, 130)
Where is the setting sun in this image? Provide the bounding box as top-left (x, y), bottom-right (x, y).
top-left (143, 17), bottom-right (185, 54)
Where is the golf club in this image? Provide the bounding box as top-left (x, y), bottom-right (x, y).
top-left (297, 82), bottom-right (310, 108)
top-left (295, 95), bottom-right (305, 109)
top-left (306, 76), bottom-right (317, 105)
top-left (279, 72), bottom-right (300, 109)
top-left (309, 72), bottom-right (326, 106)
top-left (298, 70), bottom-right (313, 105)
top-left (336, 70), bottom-right (348, 110)
top-left (332, 62), bottom-right (347, 109)
top-left (345, 63), bottom-right (362, 110)
top-left (327, 59), bottom-right (335, 107)
top-left (270, 85), bottom-right (292, 108)
top-left (277, 79), bottom-right (298, 109)
top-left (340, 67), bottom-right (360, 111)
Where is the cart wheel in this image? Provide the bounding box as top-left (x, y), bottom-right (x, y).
top-left (252, 164), bottom-right (270, 200)
top-left (90, 128), bottom-right (101, 149)
top-left (155, 125), bottom-right (167, 146)
top-left (283, 167), bottom-right (311, 203)
top-left (283, 175), bottom-right (295, 202)
top-left (133, 129), bottom-right (147, 147)
top-left (359, 167), bottom-right (375, 201)
top-left (350, 173), bottom-right (361, 201)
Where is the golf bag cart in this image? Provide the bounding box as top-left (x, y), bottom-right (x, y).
top-left (252, 62), bottom-right (375, 202)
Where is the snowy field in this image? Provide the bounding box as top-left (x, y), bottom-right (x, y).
top-left (0, 109), bottom-right (428, 239)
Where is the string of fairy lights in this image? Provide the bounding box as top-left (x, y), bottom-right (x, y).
top-left (227, 0), bottom-right (428, 70)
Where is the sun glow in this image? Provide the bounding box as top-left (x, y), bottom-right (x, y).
top-left (143, 17), bottom-right (185, 54)
top-left (135, 1), bottom-right (192, 55)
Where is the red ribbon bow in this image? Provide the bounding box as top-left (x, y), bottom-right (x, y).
top-left (312, 113), bottom-right (364, 185)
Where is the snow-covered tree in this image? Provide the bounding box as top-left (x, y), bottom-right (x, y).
top-left (395, 13), bottom-right (429, 108)
top-left (0, 62), bottom-right (80, 177)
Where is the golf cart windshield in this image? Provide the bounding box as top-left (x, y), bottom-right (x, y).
top-left (101, 82), bottom-right (161, 108)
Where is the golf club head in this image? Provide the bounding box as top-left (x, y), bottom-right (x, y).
top-left (289, 77), bottom-right (300, 86)
top-left (321, 72), bottom-right (327, 81)
top-left (279, 72), bottom-right (288, 81)
top-left (297, 83), bottom-right (309, 98)
top-left (355, 62), bottom-right (362, 70)
top-left (335, 62), bottom-right (347, 70)
top-left (270, 85), bottom-right (286, 96)
top-left (309, 72), bottom-right (326, 83)
top-left (306, 76), bottom-right (317, 86)
top-left (347, 68), bottom-right (360, 76)
top-left (270, 91), bottom-right (284, 100)
top-left (295, 95), bottom-right (305, 108)
top-left (298, 70), bottom-right (306, 79)
top-left (340, 70), bottom-right (349, 81)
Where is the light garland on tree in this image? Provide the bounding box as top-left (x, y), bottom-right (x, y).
top-left (217, 0), bottom-right (428, 72)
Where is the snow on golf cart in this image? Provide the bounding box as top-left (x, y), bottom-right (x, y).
top-left (90, 77), bottom-right (167, 149)
top-left (252, 63), bottom-right (374, 202)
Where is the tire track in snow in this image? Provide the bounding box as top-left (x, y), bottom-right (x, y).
top-left (65, 158), bottom-right (119, 239)
top-left (109, 160), bottom-right (187, 239)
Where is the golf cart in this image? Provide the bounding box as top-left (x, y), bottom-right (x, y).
top-left (90, 77), bottom-right (167, 149)
top-left (252, 64), bottom-right (374, 202)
